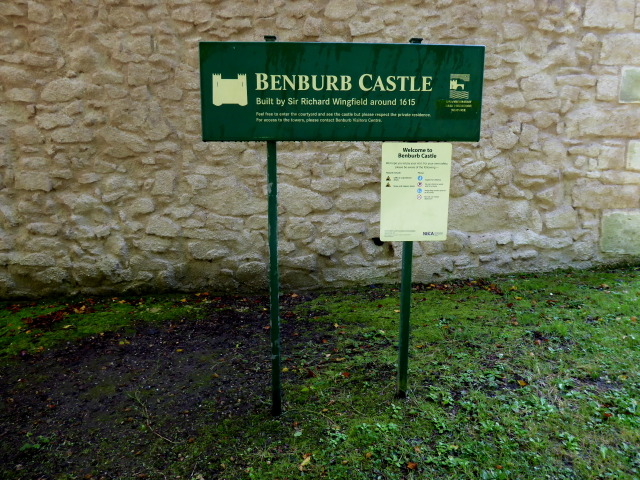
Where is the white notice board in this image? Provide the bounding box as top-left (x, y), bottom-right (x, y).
top-left (380, 142), bottom-right (453, 241)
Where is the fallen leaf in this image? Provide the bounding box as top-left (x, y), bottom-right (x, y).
top-left (517, 380), bottom-right (528, 386)
top-left (299, 453), bottom-right (312, 471)
top-left (341, 372), bottom-right (350, 378)
top-left (407, 462), bottom-right (418, 470)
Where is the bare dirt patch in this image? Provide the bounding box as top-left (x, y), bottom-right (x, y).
top-left (0, 293), bottom-right (328, 479)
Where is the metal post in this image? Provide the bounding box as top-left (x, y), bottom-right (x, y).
top-left (397, 37), bottom-right (423, 399)
top-left (397, 241), bottom-right (413, 398)
top-left (267, 139), bottom-right (281, 415)
top-left (265, 35), bottom-right (282, 416)
top-left (267, 145), bottom-right (282, 416)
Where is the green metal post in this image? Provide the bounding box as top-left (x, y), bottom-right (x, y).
top-left (397, 241), bottom-right (413, 398)
top-left (397, 39), bottom-right (422, 399)
top-left (267, 139), bottom-right (281, 416)
top-left (264, 35), bottom-right (281, 416)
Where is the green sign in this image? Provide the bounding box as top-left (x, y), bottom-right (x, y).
top-left (199, 42), bottom-right (484, 142)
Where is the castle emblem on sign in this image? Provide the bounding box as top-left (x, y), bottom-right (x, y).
top-left (212, 74), bottom-right (248, 106)
top-left (449, 74), bottom-right (470, 99)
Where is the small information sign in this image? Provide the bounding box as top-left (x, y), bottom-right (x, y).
top-left (380, 142), bottom-right (453, 241)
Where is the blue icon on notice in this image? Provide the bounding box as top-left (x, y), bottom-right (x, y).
top-left (417, 188), bottom-right (422, 193)
top-left (417, 175), bottom-right (423, 181)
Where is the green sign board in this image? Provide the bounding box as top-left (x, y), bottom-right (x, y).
top-left (200, 42), bottom-right (484, 142)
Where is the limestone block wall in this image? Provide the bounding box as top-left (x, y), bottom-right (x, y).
top-left (1, 0), bottom-right (640, 297)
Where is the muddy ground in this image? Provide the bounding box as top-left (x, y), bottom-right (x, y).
top-left (0, 293), bottom-right (330, 480)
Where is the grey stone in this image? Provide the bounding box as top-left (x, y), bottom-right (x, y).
top-left (491, 127), bottom-right (518, 150)
top-left (6, 88), bottom-right (37, 102)
top-left (50, 126), bottom-right (95, 143)
top-left (17, 252), bottom-right (56, 267)
top-left (325, 0), bottom-right (358, 19)
top-left (36, 113), bottom-right (74, 130)
top-left (146, 216), bottom-right (181, 237)
top-left (14, 172), bottom-right (52, 191)
top-left (41, 78), bottom-right (86, 102)
top-left (27, 1), bottom-right (51, 24)
top-left (188, 242), bottom-right (229, 260)
top-left (280, 184), bottom-right (332, 216)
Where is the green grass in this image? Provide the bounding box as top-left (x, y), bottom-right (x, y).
top-left (1, 266), bottom-right (639, 479)
top-left (0, 293), bottom-right (207, 358)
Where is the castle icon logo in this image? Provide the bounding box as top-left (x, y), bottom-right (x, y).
top-left (212, 74), bottom-right (248, 106)
top-left (449, 73), bottom-right (470, 99)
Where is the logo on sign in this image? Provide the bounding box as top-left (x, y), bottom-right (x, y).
top-left (212, 74), bottom-right (248, 106)
top-left (449, 74), bottom-right (470, 99)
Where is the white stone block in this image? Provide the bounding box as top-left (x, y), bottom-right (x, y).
top-left (521, 73), bottom-right (557, 100)
top-left (596, 75), bottom-right (619, 101)
top-left (545, 206), bottom-right (578, 229)
top-left (627, 140), bottom-right (640, 171)
top-left (619, 67), bottom-right (640, 103)
top-left (600, 34), bottom-right (640, 64)
top-left (601, 211), bottom-right (640, 254)
top-left (584, 0), bottom-right (635, 28)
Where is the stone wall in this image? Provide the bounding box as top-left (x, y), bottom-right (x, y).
top-left (1, 0), bottom-right (639, 297)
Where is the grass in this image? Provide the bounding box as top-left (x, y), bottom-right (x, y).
top-left (0, 293), bottom-right (207, 358)
top-left (1, 266), bottom-right (640, 479)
